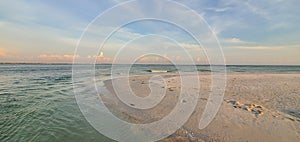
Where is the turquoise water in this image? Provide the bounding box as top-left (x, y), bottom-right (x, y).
top-left (0, 64), bottom-right (299, 142)
top-left (0, 65), bottom-right (113, 142)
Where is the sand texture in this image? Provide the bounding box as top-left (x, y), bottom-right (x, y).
top-left (101, 73), bottom-right (300, 142)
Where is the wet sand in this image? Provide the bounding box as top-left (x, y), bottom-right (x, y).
top-left (101, 73), bottom-right (300, 142)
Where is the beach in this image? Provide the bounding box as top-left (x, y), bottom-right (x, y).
top-left (1, 65), bottom-right (300, 142)
top-left (102, 73), bottom-right (300, 142)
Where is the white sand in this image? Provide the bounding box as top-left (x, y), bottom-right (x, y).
top-left (101, 73), bottom-right (300, 142)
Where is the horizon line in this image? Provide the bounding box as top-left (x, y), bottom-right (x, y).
top-left (0, 62), bottom-right (299, 66)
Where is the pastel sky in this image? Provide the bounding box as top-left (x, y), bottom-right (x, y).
top-left (0, 0), bottom-right (299, 65)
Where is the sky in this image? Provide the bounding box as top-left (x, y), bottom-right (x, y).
top-left (0, 0), bottom-right (299, 65)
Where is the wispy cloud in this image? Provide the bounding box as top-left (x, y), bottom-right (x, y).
top-left (230, 45), bottom-right (287, 50)
top-left (178, 43), bottom-right (201, 49)
top-left (221, 38), bottom-right (253, 44)
top-left (0, 0), bottom-right (299, 64)
top-left (206, 7), bottom-right (232, 12)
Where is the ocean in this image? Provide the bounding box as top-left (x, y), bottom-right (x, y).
top-left (0, 64), bottom-right (300, 142)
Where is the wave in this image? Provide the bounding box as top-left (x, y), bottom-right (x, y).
top-left (197, 69), bottom-right (211, 72)
top-left (145, 70), bottom-right (172, 73)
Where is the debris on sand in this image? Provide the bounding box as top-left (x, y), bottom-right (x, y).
top-left (225, 100), bottom-right (264, 116)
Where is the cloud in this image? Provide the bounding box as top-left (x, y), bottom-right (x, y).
top-left (88, 52), bottom-right (113, 63)
top-left (134, 55), bottom-right (180, 64)
top-left (0, 0), bottom-right (299, 65)
top-left (206, 7), bottom-right (232, 12)
top-left (98, 52), bottom-right (104, 58)
top-left (0, 20), bottom-right (79, 57)
top-left (244, 1), bottom-right (270, 20)
top-left (178, 43), bottom-right (201, 49)
top-left (230, 45), bottom-right (286, 50)
top-left (38, 54), bottom-right (79, 61)
top-left (36, 53), bottom-right (113, 63)
top-left (0, 49), bottom-right (7, 58)
top-left (221, 38), bottom-right (252, 44)
top-left (0, 49), bottom-right (38, 62)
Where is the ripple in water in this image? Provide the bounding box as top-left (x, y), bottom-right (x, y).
top-left (0, 65), bottom-right (113, 142)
